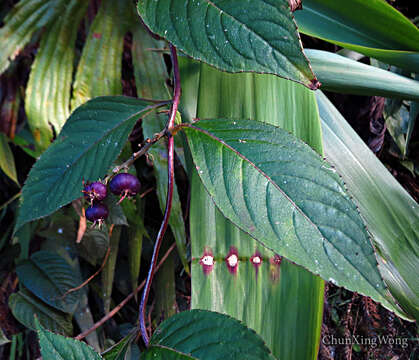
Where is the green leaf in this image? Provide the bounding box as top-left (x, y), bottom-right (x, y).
top-left (35, 317), bottom-right (103, 360)
top-left (14, 96), bottom-right (158, 234)
top-left (0, 328), bottom-right (10, 346)
top-left (181, 59), bottom-right (324, 359)
top-left (0, 0), bottom-right (67, 75)
top-left (142, 346), bottom-right (196, 360)
top-left (0, 133), bottom-right (19, 185)
top-left (102, 330), bottom-right (137, 360)
top-left (137, 0), bottom-right (318, 88)
top-left (306, 49), bottom-right (419, 100)
top-left (294, 0), bottom-right (419, 72)
top-left (9, 289), bottom-right (73, 336)
top-left (71, 0), bottom-right (134, 109)
top-left (150, 310), bottom-right (275, 360)
top-left (182, 118), bottom-right (398, 313)
top-left (15, 250), bottom-right (83, 313)
top-left (317, 90), bottom-right (419, 320)
top-left (77, 229), bottom-right (110, 266)
top-left (24, 0), bottom-right (88, 152)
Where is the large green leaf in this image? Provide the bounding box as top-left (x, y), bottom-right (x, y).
top-left (150, 310), bottom-right (275, 360)
top-left (24, 0), bottom-right (88, 152)
top-left (142, 346), bottom-right (196, 360)
top-left (14, 96), bottom-right (158, 233)
top-left (16, 251), bottom-right (83, 313)
top-left (182, 118), bottom-right (405, 316)
top-left (137, 0), bottom-right (318, 88)
top-left (36, 318), bottom-right (102, 360)
top-left (0, 0), bottom-right (67, 75)
top-left (132, 25), bottom-right (189, 274)
top-left (0, 132), bottom-right (19, 185)
top-left (181, 59), bottom-right (324, 359)
top-left (294, 0), bottom-right (419, 72)
top-left (306, 49), bottom-right (419, 100)
top-left (317, 91), bottom-right (419, 321)
top-left (9, 289), bottom-right (73, 336)
top-left (71, 0), bottom-right (133, 109)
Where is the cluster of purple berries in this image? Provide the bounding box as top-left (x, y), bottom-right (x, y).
top-left (83, 173), bottom-right (141, 225)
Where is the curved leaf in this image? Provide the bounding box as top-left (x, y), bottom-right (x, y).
top-left (137, 0), bottom-right (318, 88)
top-left (35, 318), bottom-right (102, 360)
top-left (16, 251), bottom-right (82, 313)
top-left (15, 96), bottom-right (157, 233)
top-left (306, 49), bottom-right (419, 100)
top-left (182, 118), bottom-right (403, 316)
top-left (0, 133), bottom-right (19, 185)
top-left (0, 0), bottom-right (67, 75)
top-left (142, 346), bottom-right (196, 360)
top-left (25, 0), bottom-right (88, 152)
top-left (71, 0), bottom-right (134, 109)
top-left (150, 310), bottom-right (275, 360)
top-left (317, 91), bottom-right (419, 321)
top-left (295, 0), bottom-right (419, 71)
top-left (9, 289), bottom-right (73, 336)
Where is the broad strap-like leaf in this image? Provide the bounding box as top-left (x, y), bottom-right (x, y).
top-left (9, 289), bottom-right (73, 336)
top-left (14, 96), bottom-right (159, 233)
top-left (294, 0), bottom-right (419, 72)
top-left (150, 310), bottom-right (276, 360)
top-left (137, 0), bottom-right (318, 88)
top-left (306, 49), bottom-right (419, 101)
top-left (317, 90), bottom-right (418, 321)
top-left (25, 0), bottom-right (88, 152)
top-left (182, 118), bottom-right (396, 312)
top-left (16, 251), bottom-right (83, 313)
top-left (0, 0), bottom-right (67, 75)
top-left (35, 318), bottom-right (102, 360)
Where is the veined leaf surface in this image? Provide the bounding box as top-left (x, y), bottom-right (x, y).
top-left (142, 347), bottom-right (196, 360)
top-left (138, 0), bottom-right (318, 88)
top-left (15, 96), bottom-right (158, 233)
top-left (182, 118), bottom-right (399, 314)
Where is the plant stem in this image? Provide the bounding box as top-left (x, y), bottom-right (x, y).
top-left (139, 44), bottom-right (181, 346)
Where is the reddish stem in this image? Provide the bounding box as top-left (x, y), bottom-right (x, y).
top-left (139, 44), bottom-right (181, 346)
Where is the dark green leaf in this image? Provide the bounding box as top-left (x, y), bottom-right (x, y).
top-left (16, 251), bottom-right (82, 313)
top-left (295, 0), bottom-right (419, 72)
top-left (102, 330), bottom-right (137, 360)
top-left (35, 317), bottom-right (102, 360)
top-left (142, 346), bottom-right (196, 360)
top-left (78, 229), bottom-right (110, 266)
top-left (0, 133), bottom-right (19, 185)
top-left (15, 96), bottom-right (158, 233)
top-left (150, 310), bottom-right (275, 360)
top-left (182, 118), bottom-right (397, 313)
top-left (25, 0), bottom-right (88, 152)
top-left (9, 289), bottom-right (73, 336)
top-left (138, 0), bottom-right (318, 88)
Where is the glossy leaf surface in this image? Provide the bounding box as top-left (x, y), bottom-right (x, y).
top-left (150, 310), bottom-right (276, 360)
top-left (15, 96), bottom-right (157, 233)
top-left (317, 91), bottom-right (419, 320)
top-left (183, 118), bottom-right (398, 313)
top-left (138, 0), bottom-right (318, 88)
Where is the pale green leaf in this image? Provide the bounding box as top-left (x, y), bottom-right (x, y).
top-left (0, 133), bottom-right (19, 185)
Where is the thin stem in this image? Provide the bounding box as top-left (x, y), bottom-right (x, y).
top-left (139, 44), bottom-right (181, 346)
top-left (75, 242), bottom-right (176, 341)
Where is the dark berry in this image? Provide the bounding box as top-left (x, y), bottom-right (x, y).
top-left (109, 173), bottom-right (141, 203)
top-left (85, 203), bottom-right (109, 223)
top-left (83, 181), bottom-right (107, 203)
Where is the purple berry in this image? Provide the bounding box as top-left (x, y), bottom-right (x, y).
top-left (85, 203), bottom-right (109, 223)
top-left (83, 181), bottom-right (107, 203)
top-left (109, 173), bottom-right (141, 202)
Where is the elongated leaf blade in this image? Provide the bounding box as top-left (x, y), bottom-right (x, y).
top-left (0, 0), bottom-right (67, 75)
top-left (182, 118), bottom-right (399, 314)
top-left (307, 49), bottom-right (419, 100)
top-left (142, 346), bottom-right (196, 360)
top-left (295, 0), bottom-right (419, 71)
top-left (71, 0), bottom-right (133, 109)
top-left (0, 133), bottom-right (19, 185)
top-left (35, 318), bottom-right (102, 360)
top-left (16, 251), bottom-right (83, 313)
top-left (9, 289), bottom-right (73, 336)
top-left (138, 0), bottom-right (318, 88)
top-left (25, 0), bottom-right (88, 152)
top-left (317, 91), bottom-right (419, 320)
top-left (150, 310), bottom-right (276, 360)
top-left (181, 59), bottom-right (324, 359)
top-left (15, 96), bottom-right (156, 233)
